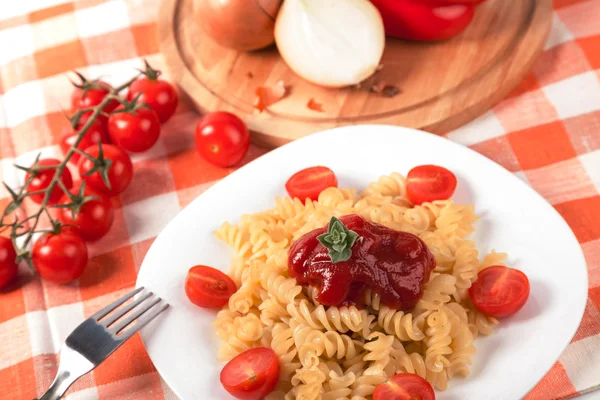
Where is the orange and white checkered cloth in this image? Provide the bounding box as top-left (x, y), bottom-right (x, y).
top-left (0, 0), bottom-right (599, 399)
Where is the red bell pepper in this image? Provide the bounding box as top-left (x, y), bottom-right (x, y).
top-left (370, 0), bottom-right (487, 41)
top-left (416, 0), bottom-right (486, 4)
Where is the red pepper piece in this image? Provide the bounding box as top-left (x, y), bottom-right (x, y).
top-left (370, 0), bottom-right (477, 41)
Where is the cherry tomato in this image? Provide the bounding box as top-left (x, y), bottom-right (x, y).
top-left (469, 265), bottom-right (530, 318)
top-left (0, 237), bottom-right (18, 289)
top-left (406, 165), bottom-right (457, 205)
top-left (108, 106), bottom-right (161, 153)
top-left (25, 158), bottom-right (73, 205)
top-left (285, 166), bottom-right (338, 202)
top-left (195, 111), bottom-right (250, 167)
top-left (185, 265), bottom-right (237, 308)
top-left (78, 144), bottom-right (133, 197)
top-left (79, 110), bottom-right (109, 133)
top-left (220, 347), bottom-right (279, 400)
top-left (60, 117), bottom-right (110, 164)
top-left (370, 0), bottom-right (475, 41)
top-left (127, 78), bottom-right (178, 123)
top-left (32, 230), bottom-right (88, 284)
top-left (374, 373), bottom-right (435, 400)
top-left (71, 80), bottom-right (119, 113)
top-left (57, 185), bottom-right (114, 241)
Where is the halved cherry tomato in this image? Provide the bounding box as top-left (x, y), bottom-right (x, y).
top-left (220, 347), bottom-right (279, 400)
top-left (285, 166), bottom-right (338, 201)
top-left (469, 265), bottom-right (530, 318)
top-left (194, 111), bottom-right (250, 167)
top-left (374, 373), bottom-right (435, 400)
top-left (32, 229), bottom-right (88, 284)
top-left (24, 158), bottom-right (74, 205)
top-left (185, 265), bottom-right (237, 308)
top-left (0, 237), bottom-right (18, 289)
top-left (406, 165), bottom-right (457, 205)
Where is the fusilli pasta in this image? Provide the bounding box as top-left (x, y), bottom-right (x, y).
top-left (212, 172), bottom-right (506, 398)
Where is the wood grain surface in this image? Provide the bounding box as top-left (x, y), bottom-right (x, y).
top-left (158, 0), bottom-right (553, 148)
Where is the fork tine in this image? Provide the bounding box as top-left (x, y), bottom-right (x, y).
top-left (119, 302), bottom-right (169, 340)
top-left (110, 297), bottom-right (162, 335)
top-left (90, 287), bottom-right (144, 321)
top-left (101, 291), bottom-right (153, 328)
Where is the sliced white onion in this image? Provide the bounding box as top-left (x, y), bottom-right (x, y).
top-left (275, 0), bottom-right (385, 88)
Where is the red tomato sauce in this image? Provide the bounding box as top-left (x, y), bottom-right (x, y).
top-left (288, 215), bottom-right (435, 310)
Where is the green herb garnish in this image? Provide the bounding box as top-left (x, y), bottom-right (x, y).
top-left (317, 216), bottom-right (362, 263)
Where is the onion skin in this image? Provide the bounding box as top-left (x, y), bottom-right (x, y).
top-left (195, 0), bottom-right (283, 51)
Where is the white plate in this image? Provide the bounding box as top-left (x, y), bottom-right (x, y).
top-left (137, 125), bottom-right (587, 400)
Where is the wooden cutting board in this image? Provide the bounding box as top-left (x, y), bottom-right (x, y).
top-left (158, 0), bottom-right (552, 148)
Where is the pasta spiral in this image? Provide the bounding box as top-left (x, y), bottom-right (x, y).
top-left (350, 373), bottom-right (386, 399)
top-left (215, 222), bottom-right (252, 260)
top-left (363, 332), bottom-right (394, 376)
top-left (287, 299), bottom-right (368, 333)
top-left (323, 370), bottom-right (356, 400)
top-left (275, 196), bottom-right (317, 220)
top-left (424, 310), bottom-right (452, 373)
top-left (294, 322), bottom-right (364, 365)
top-left (376, 306), bottom-right (426, 342)
top-left (290, 365), bottom-right (327, 400)
top-left (271, 322), bottom-right (301, 381)
top-left (362, 173), bottom-right (409, 199)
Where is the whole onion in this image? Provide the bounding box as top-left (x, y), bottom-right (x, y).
top-left (195, 0), bottom-right (283, 51)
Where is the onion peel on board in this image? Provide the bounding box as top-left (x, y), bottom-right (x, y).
top-left (307, 98), bottom-right (324, 112)
top-left (254, 80), bottom-right (287, 113)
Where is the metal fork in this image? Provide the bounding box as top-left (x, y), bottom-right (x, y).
top-left (38, 287), bottom-right (168, 400)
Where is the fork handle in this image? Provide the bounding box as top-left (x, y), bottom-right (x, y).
top-left (37, 346), bottom-right (94, 400)
top-left (37, 369), bottom-right (78, 400)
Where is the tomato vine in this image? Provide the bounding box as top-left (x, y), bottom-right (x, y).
top-left (0, 72), bottom-right (142, 267)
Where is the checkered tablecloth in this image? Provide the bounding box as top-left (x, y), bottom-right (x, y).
top-left (0, 0), bottom-right (599, 399)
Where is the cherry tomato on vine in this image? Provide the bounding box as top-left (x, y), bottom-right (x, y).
top-left (127, 78), bottom-right (178, 123)
top-left (24, 158), bottom-right (73, 205)
top-left (60, 117), bottom-right (110, 164)
top-left (32, 229), bottom-right (88, 284)
top-left (220, 347), bottom-right (279, 400)
top-left (79, 110), bottom-right (109, 133)
top-left (108, 106), bottom-right (161, 153)
top-left (0, 237), bottom-right (18, 289)
top-left (57, 185), bottom-right (115, 241)
top-left (285, 166), bottom-right (338, 202)
top-left (194, 111), bottom-right (250, 167)
top-left (185, 265), bottom-right (237, 309)
top-left (406, 165), bottom-right (457, 205)
top-left (78, 144), bottom-right (133, 197)
top-left (373, 373), bottom-right (435, 400)
top-left (469, 265), bottom-right (530, 318)
top-left (71, 80), bottom-right (119, 113)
